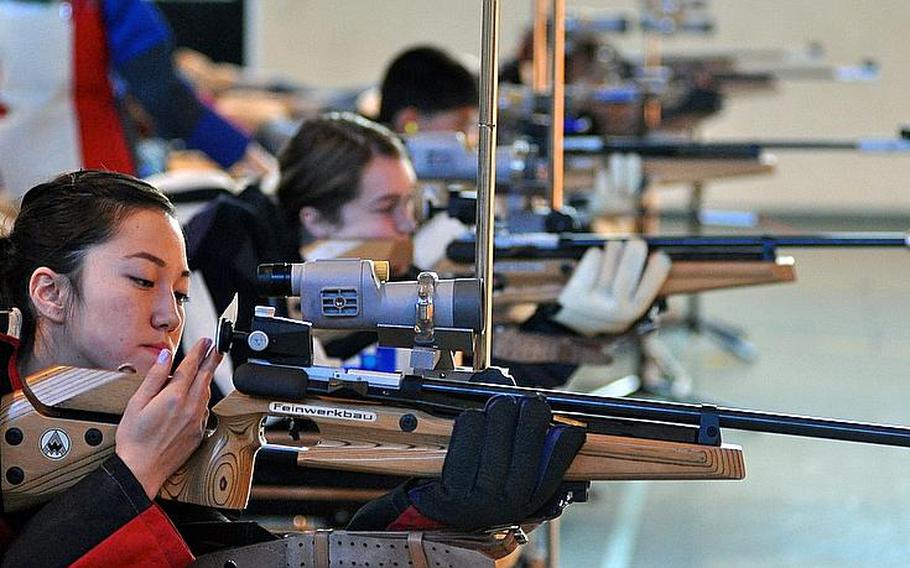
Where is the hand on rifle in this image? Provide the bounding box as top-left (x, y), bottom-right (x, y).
top-left (347, 395), bottom-right (586, 531)
top-left (553, 237), bottom-right (671, 335)
top-left (588, 153), bottom-right (643, 216)
top-left (115, 338), bottom-right (222, 499)
top-left (412, 213), bottom-right (470, 270)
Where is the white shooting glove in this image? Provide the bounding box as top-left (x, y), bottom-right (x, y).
top-left (412, 213), bottom-right (470, 271)
top-left (587, 153), bottom-right (643, 216)
top-left (552, 237), bottom-right (671, 336)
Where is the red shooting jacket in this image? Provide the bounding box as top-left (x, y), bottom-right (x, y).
top-left (0, 333), bottom-right (193, 568)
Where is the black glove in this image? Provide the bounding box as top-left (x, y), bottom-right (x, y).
top-left (347, 395), bottom-right (586, 531)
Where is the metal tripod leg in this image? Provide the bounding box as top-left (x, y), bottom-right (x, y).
top-left (682, 181), bottom-right (759, 363)
top-left (637, 333), bottom-right (694, 400)
top-left (590, 332), bottom-right (693, 401)
top-left (521, 519), bottom-right (561, 568)
top-left (692, 316), bottom-right (759, 362)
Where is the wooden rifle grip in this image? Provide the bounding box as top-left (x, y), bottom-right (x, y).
top-left (159, 412), bottom-right (264, 509)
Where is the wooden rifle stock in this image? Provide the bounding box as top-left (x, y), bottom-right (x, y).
top-left (295, 432), bottom-right (744, 482)
top-left (661, 256), bottom-right (796, 294)
top-left (0, 366), bottom-right (139, 512)
top-left (434, 257), bottom-right (797, 308)
top-left (0, 368), bottom-right (745, 512)
top-left (161, 393), bottom-right (743, 510)
top-left (564, 154), bottom-right (776, 191)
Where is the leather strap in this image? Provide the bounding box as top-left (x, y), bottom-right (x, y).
top-left (191, 530), bottom-right (497, 567)
top-left (492, 326), bottom-right (614, 365)
top-left (408, 532), bottom-right (429, 568)
top-left (314, 529), bottom-right (331, 568)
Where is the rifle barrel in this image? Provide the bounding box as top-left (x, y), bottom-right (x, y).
top-left (564, 136), bottom-right (910, 156)
top-left (564, 137), bottom-right (763, 158)
top-left (241, 358), bottom-right (910, 449)
top-left (415, 378), bottom-right (910, 448)
top-left (446, 233), bottom-right (910, 263)
top-left (645, 233), bottom-right (909, 248)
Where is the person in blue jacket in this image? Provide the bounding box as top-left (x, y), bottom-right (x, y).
top-left (0, 0), bottom-right (270, 198)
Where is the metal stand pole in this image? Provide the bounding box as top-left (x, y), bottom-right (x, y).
top-left (678, 181), bottom-right (758, 362)
top-left (473, 0), bottom-right (500, 369)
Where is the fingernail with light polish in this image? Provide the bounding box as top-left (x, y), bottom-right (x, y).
top-left (158, 349), bottom-right (171, 364)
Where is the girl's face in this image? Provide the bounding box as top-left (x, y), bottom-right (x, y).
top-left (331, 155), bottom-right (418, 240)
top-left (50, 209), bottom-right (190, 374)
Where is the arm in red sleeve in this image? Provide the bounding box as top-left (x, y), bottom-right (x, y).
top-left (1, 454), bottom-right (192, 568)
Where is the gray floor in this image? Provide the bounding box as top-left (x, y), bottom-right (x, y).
top-left (559, 246), bottom-right (910, 567)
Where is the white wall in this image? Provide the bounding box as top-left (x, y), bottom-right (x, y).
top-left (253, 0), bottom-right (530, 88)
top-left (255, 0), bottom-right (910, 215)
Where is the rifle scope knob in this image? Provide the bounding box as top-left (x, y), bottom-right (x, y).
top-left (216, 319), bottom-right (235, 354)
top-left (372, 260), bottom-right (390, 283)
top-left (247, 330), bottom-right (270, 352)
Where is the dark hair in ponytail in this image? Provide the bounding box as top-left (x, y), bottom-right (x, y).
top-left (0, 170), bottom-right (175, 353)
top-left (276, 112), bottom-right (405, 233)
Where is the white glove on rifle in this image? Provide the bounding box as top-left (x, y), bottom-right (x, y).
top-left (412, 213), bottom-right (470, 270)
top-left (587, 153), bottom-right (643, 216)
top-left (552, 237), bottom-right (671, 336)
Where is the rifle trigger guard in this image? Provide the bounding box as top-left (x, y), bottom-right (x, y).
top-left (697, 405), bottom-right (721, 446)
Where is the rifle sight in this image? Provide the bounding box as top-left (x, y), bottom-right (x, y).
top-left (256, 259), bottom-right (482, 352)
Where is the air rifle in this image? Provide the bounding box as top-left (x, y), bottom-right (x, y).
top-left (563, 133), bottom-right (910, 157)
top-left (563, 10), bottom-right (713, 36)
top-left (411, 129), bottom-right (910, 193)
top-left (443, 232), bottom-right (909, 303)
top-left (407, 131), bottom-right (775, 202)
top-left (5, 259), bottom-right (910, 515)
top-left (448, 231), bottom-right (910, 262)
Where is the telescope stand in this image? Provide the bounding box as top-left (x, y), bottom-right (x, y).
top-left (589, 332), bottom-right (694, 402)
top-left (666, 180), bottom-right (759, 363)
